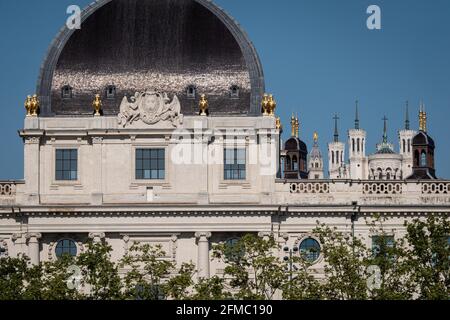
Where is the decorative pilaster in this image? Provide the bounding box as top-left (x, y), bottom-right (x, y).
top-left (26, 233), bottom-right (42, 265)
top-left (195, 232), bottom-right (211, 279)
top-left (88, 232), bottom-right (105, 244)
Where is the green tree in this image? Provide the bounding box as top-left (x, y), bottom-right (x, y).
top-left (76, 242), bottom-right (123, 300)
top-left (404, 216), bottom-right (450, 299)
top-left (366, 217), bottom-right (414, 300)
top-left (120, 243), bottom-right (174, 300)
top-left (213, 234), bottom-right (286, 300)
top-left (0, 254), bottom-right (31, 299)
top-left (163, 262), bottom-right (195, 300)
top-left (313, 224), bottom-right (368, 300)
top-left (190, 276), bottom-right (232, 300)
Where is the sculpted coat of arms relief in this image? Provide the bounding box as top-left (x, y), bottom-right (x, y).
top-left (118, 90), bottom-right (183, 128)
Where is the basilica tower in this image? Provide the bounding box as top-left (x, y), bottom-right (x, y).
top-left (398, 102), bottom-right (416, 178)
top-left (407, 103), bottom-right (437, 179)
top-left (348, 101), bottom-right (368, 180)
top-left (308, 132), bottom-right (324, 179)
top-left (328, 115), bottom-right (347, 179)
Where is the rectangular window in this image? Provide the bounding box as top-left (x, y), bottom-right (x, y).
top-left (136, 148), bottom-right (165, 180)
top-left (224, 148), bottom-right (246, 180)
top-left (372, 235), bottom-right (394, 257)
top-left (55, 149), bottom-right (78, 181)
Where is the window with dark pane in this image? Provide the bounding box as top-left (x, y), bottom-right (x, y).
top-left (55, 239), bottom-right (77, 258)
top-left (61, 85), bottom-right (73, 99)
top-left (230, 85), bottom-right (239, 98)
top-left (136, 148), bottom-right (165, 180)
top-left (372, 235), bottom-right (394, 257)
top-left (224, 148), bottom-right (246, 180)
top-left (299, 238), bottom-right (321, 263)
top-left (55, 149), bottom-right (78, 181)
top-left (106, 85), bottom-right (116, 99)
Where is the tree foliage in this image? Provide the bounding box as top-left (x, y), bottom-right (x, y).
top-left (0, 216), bottom-right (448, 300)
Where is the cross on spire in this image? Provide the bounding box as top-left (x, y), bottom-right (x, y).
top-left (333, 114), bottom-right (339, 142)
top-left (354, 100), bottom-right (360, 129)
top-left (382, 115), bottom-right (388, 143)
top-left (405, 101), bottom-right (410, 130)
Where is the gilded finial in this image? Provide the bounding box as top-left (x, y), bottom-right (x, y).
top-left (24, 95), bottom-right (32, 116)
top-left (275, 116), bottom-right (282, 131)
top-left (199, 94), bottom-right (208, 116)
top-left (313, 131), bottom-right (318, 144)
top-left (290, 113), bottom-right (296, 137)
top-left (268, 94), bottom-right (276, 115)
top-left (92, 94), bottom-right (102, 116)
top-left (262, 94), bottom-right (270, 116)
top-left (419, 101), bottom-right (427, 132)
top-left (295, 114), bottom-right (299, 138)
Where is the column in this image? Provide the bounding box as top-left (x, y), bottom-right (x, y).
top-left (89, 232), bottom-right (105, 244)
top-left (195, 232), bottom-right (211, 279)
top-left (26, 233), bottom-right (42, 265)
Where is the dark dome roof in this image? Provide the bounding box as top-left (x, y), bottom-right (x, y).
top-left (412, 131), bottom-right (435, 148)
top-left (37, 0), bottom-right (264, 117)
top-left (285, 137), bottom-right (308, 153)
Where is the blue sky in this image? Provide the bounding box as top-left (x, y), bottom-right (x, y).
top-left (0, 0), bottom-right (449, 179)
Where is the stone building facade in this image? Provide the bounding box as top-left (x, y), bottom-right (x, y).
top-left (0, 0), bottom-right (449, 281)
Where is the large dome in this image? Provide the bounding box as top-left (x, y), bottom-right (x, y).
top-left (37, 0), bottom-right (264, 117)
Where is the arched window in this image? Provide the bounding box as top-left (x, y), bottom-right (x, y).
top-left (420, 151), bottom-right (427, 167)
top-left (377, 168), bottom-right (383, 180)
top-left (331, 151), bottom-right (335, 164)
top-left (407, 139), bottom-right (411, 153)
top-left (55, 239), bottom-right (77, 258)
top-left (293, 155), bottom-right (298, 171)
top-left (357, 138), bottom-right (360, 152)
top-left (106, 85), bottom-right (116, 99)
top-left (61, 85), bottom-right (73, 99)
top-left (414, 150), bottom-right (420, 167)
top-left (299, 238), bottom-right (321, 263)
top-left (402, 139), bottom-right (406, 153)
top-left (335, 151), bottom-right (339, 164)
top-left (352, 139), bottom-right (355, 152)
top-left (386, 168), bottom-right (392, 180)
top-left (186, 85), bottom-right (196, 99)
top-left (230, 85), bottom-right (239, 99)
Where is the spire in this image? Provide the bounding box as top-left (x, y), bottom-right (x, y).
top-left (354, 100), bottom-right (360, 129)
top-left (290, 113), bottom-right (296, 137)
top-left (405, 101), bottom-right (410, 130)
top-left (382, 115), bottom-right (388, 143)
top-left (419, 100), bottom-right (427, 132)
top-left (295, 114), bottom-right (299, 138)
top-left (333, 114), bottom-right (339, 142)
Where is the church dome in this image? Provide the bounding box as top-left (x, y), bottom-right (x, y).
top-left (412, 131), bottom-right (435, 148)
top-left (36, 0), bottom-right (264, 117)
top-left (285, 137), bottom-right (308, 153)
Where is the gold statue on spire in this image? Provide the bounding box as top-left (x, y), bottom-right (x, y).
top-left (199, 94), bottom-right (208, 116)
top-left (93, 94), bottom-right (102, 116)
top-left (24, 95), bottom-right (32, 116)
top-left (313, 131), bottom-right (318, 144)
